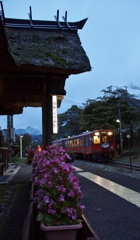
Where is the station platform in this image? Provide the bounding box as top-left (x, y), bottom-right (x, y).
top-left (72, 160), bottom-right (140, 240)
top-left (0, 160), bottom-right (140, 240)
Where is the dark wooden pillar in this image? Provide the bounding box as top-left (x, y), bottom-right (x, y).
top-left (42, 77), bottom-right (52, 149)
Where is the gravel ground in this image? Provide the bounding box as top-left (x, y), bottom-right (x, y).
top-left (0, 183), bottom-right (30, 240)
top-left (0, 164), bottom-right (32, 240)
top-left (91, 162), bottom-right (140, 180)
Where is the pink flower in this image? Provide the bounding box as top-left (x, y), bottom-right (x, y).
top-left (32, 145), bottom-right (85, 226)
top-left (48, 208), bottom-right (56, 215)
top-left (56, 185), bottom-right (66, 192)
top-left (68, 190), bottom-right (75, 197)
top-left (52, 167), bottom-right (60, 174)
top-left (44, 195), bottom-right (49, 204)
top-left (59, 194), bottom-right (65, 202)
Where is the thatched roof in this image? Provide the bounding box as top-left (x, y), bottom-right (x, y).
top-left (5, 28), bottom-right (91, 74)
top-left (0, 2), bottom-right (91, 115)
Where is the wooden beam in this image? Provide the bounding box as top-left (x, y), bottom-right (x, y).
top-left (28, 6), bottom-right (33, 28)
top-left (54, 10), bottom-right (62, 29)
top-left (0, 1), bottom-right (5, 21)
top-left (62, 11), bottom-right (71, 29)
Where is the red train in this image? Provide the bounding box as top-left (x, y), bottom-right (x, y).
top-left (53, 129), bottom-right (116, 161)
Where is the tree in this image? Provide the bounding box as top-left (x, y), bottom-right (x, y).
top-left (80, 86), bottom-right (140, 138)
top-left (55, 105), bottom-right (83, 139)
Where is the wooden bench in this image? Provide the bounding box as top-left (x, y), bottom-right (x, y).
top-left (0, 163), bottom-right (4, 176)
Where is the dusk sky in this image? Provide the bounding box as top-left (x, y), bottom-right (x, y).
top-left (0, 0), bottom-right (140, 132)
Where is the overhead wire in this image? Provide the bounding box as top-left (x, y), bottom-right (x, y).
top-left (62, 93), bottom-right (88, 106)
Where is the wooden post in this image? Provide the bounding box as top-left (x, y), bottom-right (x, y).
top-left (42, 78), bottom-right (52, 149)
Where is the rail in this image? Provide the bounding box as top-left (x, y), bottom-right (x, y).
top-left (105, 161), bottom-right (140, 172)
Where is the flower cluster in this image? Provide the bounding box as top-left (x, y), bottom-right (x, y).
top-left (32, 145), bottom-right (85, 226)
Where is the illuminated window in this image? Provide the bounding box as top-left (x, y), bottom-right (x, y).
top-left (79, 139), bottom-right (83, 146)
top-left (102, 136), bottom-right (107, 143)
top-left (93, 136), bottom-right (100, 144)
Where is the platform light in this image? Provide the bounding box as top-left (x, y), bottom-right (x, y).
top-left (116, 119), bottom-right (122, 152)
top-left (52, 95), bottom-right (58, 134)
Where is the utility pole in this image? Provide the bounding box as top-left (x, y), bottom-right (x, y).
top-left (118, 102), bottom-right (123, 153)
top-left (7, 115), bottom-right (15, 150)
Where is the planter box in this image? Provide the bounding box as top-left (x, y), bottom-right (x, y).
top-left (22, 200), bottom-right (100, 240)
top-left (40, 221), bottom-right (82, 240)
top-left (24, 182), bottom-right (101, 240)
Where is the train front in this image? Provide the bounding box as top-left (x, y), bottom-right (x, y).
top-left (92, 130), bottom-right (116, 160)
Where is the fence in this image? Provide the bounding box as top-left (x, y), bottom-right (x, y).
top-left (0, 147), bottom-right (11, 171)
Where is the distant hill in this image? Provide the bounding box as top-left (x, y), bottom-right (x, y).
top-left (15, 126), bottom-right (42, 136)
top-left (128, 98), bottom-right (140, 111)
top-left (32, 134), bottom-right (42, 144)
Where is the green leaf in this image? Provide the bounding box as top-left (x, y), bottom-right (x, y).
top-left (45, 214), bottom-right (55, 223)
top-left (36, 213), bottom-right (44, 222)
top-left (60, 217), bottom-right (69, 225)
top-left (54, 202), bottom-right (62, 208)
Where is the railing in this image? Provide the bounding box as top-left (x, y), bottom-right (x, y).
top-left (0, 147), bottom-right (11, 171)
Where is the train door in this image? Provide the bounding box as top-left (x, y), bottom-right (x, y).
top-left (101, 130), bottom-right (115, 159)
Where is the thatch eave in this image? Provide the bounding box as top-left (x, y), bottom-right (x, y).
top-left (18, 64), bottom-right (87, 75)
top-left (0, 7), bottom-right (91, 115)
top-left (4, 28), bottom-right (91, 74)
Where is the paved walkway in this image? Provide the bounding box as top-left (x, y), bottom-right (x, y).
top-left (74, 166), bottom-right (140, 208)
top-left (0, 163), bottom-right (32, 184)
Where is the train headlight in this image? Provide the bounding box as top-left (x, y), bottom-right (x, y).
top-left (108, 132), bottom-right (113, 136)
top-left (95, 132), bottom-right (100, 136)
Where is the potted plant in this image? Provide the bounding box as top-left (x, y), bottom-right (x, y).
top-left (32, 145), bottom-right (85, 240)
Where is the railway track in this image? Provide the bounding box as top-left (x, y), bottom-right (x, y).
top-left (104, 161), bottom-right (140, 172)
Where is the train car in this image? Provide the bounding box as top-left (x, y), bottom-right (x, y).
top-left (53, 129), bottom-right (116, 161)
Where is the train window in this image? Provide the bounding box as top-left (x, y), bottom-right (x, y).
top-left (108, 134), bottom-right (114, 143)
top-left (88, 137), bottom-right (92, 146)
top-left (70, 140), bottom-right (73, 147)
top-left (108, 132), bottom-right (114, 143)
top-left (77, 139), bottom-right (80, 146)
top-left (65, 141), bottom-right (69, 147)
top-left (74, 140), bottom-right (77, 146)
top-left (93, 136), bottom-right (100, 144)
top-left (85, 137), bottom-right (91, 146)
top-left (102, 136), bottom-right (107, 143)
top-left (79, 138), bottom-right (83, 146)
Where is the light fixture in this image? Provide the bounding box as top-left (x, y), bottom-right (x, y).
top-left (95, 132), bottom-right (99, 136)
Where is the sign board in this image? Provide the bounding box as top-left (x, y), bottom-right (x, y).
top-left (52, 95), bottom-right (58, 134)
top-left (126, 134), bottom-right (130, 139)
